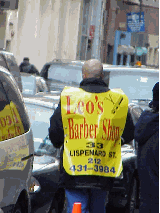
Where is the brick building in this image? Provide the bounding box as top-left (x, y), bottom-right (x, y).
top-left (103, 0), bottom-right (159, 67)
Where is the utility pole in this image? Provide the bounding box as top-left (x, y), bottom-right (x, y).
top-left (91, 0), bottom-right (104, 61)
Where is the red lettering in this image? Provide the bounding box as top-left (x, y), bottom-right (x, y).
top-left (97, 102), bottom-right (103, 114)
top-left (89, 124), bottom-right (93, 138)
top-left (66, 96), bottom-right (72, 114)
top-left (75, 124), bottom-right (79, 139)
top-left (0, 117), bottom-right (6, 127)
top-left (86, 101), bottom-right (94, 114)
top-left (107, 119), bottom-right (112, 140)
top-left (111, 126), bottom-right (115, 140)
top-left (12, 108), bottom-right (19, 123)
top-left (95, 95), bottom-right (98, 102)
top-left (15, 126), bottom-right (21, 135)
top-left (67, 118), bottom-right (99, 140)
top-left (84, 118), bottom-right (88, 139)
top-left (8, 128), bottom-right (14, 139)
top-left (80, 124), bottom-right (83, 139)
top-left (102, 119), bottom-right (107, 140)
top-left (102, 119), bottom-right (120, 141)
top-left (68, 118), bottom-right (74, 139)
top-left (115, 127), bottom-right (119, 139)
top-left (94, 124), bottom-right (98, 139)
top-left (78, 101), bottom-right (84, 114)
top-left (6, 115), bottom-right (12, 126)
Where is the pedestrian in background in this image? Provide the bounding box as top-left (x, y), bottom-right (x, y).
top-left (49, 59), bottom-right (135, 213)
top-left (134, 82), bottom-right (159, 213)
top-left (19, 57), bottom-right (39, 75)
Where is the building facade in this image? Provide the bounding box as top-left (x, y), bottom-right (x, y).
top-left (0, 0), bottom-right (159, 69)
top-left (3, 0), bottom-right (83, 71)
top-left (3, 0), bottom-right (106, 71)
top-left (2, 0), bottom-right (107, 70)
top-left (103, 0), bottom-right (159, 67)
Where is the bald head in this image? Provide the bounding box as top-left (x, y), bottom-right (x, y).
top-left (82, 59), bottom-right (103, 79)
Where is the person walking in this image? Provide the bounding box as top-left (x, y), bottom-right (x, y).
top-left (134, 82), bottom-right (159, 213)
top-left (19, 57), bottom-right (39, 75)
top-left (49, 59), bottom-right (135, 213)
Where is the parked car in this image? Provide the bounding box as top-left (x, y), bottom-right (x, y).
top-left (0, 66), bottom-right (34, 213)
top-left (24, 95), bottom-right (66, 213)
top-left (0, 49), bottom-right (23, 91)
top-left (40, 59), bottom-right (84, 91)
top-left (39, 60), bottom-right (159, 212)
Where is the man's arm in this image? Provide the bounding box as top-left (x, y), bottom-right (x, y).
top-left (121, 109), bottom-right (135, 144)
top-left (30, 65), bottom-right (40, 75)
top-left (19, 63), bottom-right (23, 72)
top-left (48, 101), bottom-right (64, 148)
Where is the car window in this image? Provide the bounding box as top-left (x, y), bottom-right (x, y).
top-left (0, 72), bottom-right (30, 133)
top-left (0, 80), bottom-right (18, 141)
top-left (25, 104), bottom-right (53, 139)
top-left (108, 72), bottom-right (158, 102)
top-left (48, 64), bottom-right (82, 84)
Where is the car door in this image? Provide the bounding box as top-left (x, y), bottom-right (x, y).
top-left (0, 70), bottom-right (34, 210)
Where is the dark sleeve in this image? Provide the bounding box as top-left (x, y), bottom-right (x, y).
top-left (121, 109), bottom-right (135, 144)
top-left (31, 65), bottom-right (40, 75)
top-left (19, 64), bottom-right (23, 72)
top-left (48, 101), bottom-right (64, 148)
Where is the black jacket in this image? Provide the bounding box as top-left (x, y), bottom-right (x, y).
top-left (19, 62), bottom-right (39, 75)
top-left (134, 110), bottom-right (159, 206)
top-left (49, 78), bottom-right (135, 189)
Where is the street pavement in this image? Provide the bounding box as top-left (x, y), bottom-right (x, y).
top-left (34, 202), bottom-right (67, 213)
top-left (107, 208), bottom-right (139, 213)
top-left (34, 203), bottom-right (139, 213)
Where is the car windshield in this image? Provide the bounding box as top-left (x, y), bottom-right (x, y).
top-left (25, 103), bottom-right (55, 155)
top-left (108, 70), bottom-right (159, 103)
top-left (48, 64), bottom-right (82, 84)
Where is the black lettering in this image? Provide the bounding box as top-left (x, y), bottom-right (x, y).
top-left (95, 150), bottom-right (99, 156)
top-left (102, 151), bottom-right (106, 157)
top-left (76, 150), bottom-right (79, 156)
top-left (70, 151), bottom-right (73, 156)
top-left (90, 150), bottom-right (95, 156)
top-left (85, 150), bottom-right (90, 156)
top-left (109, 152), bottom-right (112, 158)
top-left (109, 152), bottom-right (116, 158)
top-left (80, 150), bottom-right (84, 156)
